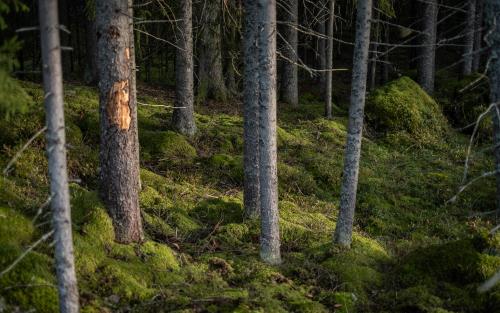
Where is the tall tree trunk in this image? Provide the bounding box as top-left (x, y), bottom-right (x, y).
top-left (318, 12), bottom-right (326, 96)
top-left (258, 0), bottom-right (281, 265)
top-left (463, 0), bottom-right (477, 76)
top-left (333, 0), bottom-right (372, 248)
top-left (473, 0), bottom-right (484, 72)
top-left (417, 0), bottom-right (437, 94)
top-left (381, 25), bottom-right (390, 84)
top-left (173, 0), bottom-right (196, 136)
top-left (96, 0), bottom-right (143, 243)
top-left (243, 0), bottom-right (260, 219)
top-left (38, 0), bottom-right (80, 311)
top-left (486, 0), bottom-right (500, 215)
top-left (325, 0), bottom-right (334, 118)
top-left (198, 0), bottom-right (227, 102)
top-left (281, 0), bottom-right (299, 107)
top-left (83, 1), bottom-right (98, 85)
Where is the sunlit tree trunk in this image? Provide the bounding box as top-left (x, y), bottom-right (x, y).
top-left (334, 0), bottom-right (372, 247)
top-left (38, 0), bottom-right (80, 311)
top-left (258, 0), bottom-right (281, 265)
top-left (281, 0), bottom-right (299, 107)
top-left (417, 0), bottom-right (437, 94)
top-left (96, 0), bottom-right (143, 243)
top-left (173, 0), bottom-right (196, 136)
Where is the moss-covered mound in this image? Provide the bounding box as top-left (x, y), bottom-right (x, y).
top-left (366, 76), bottom-right (448, 141)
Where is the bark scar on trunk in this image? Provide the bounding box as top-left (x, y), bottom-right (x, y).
top-left (107, 80), bottom-right (131, 130)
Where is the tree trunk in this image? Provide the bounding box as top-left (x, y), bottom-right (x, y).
top-left (243, 0), bottom-right (260, 219)
top-left (325, 0), bottom-right (334, 118)
top-left (38, 0), bottom-right (80, 312)
top-left (463, 0), bottom-right (477, 76)
top-left (486, 0), bottom-right (500, 215)
top-left (417, 0), bottom-right (437, 94)
top-left (96, 0), bottom-right (143, 243)
top-left (318, 12), bottom-right (326, 96)
top-left (381, 25), bottom-right (390, 84)
top-left (198, 0), bottom-right (227, 102)
top-left (370, 12), bottom-right (379, 91)
top-left (258, 0), bottom-right (281, 265)
top-left (173, 0), bottom-right (197, 136)
top-left (83, 2), bottom-right (98, 85)
top-left (281, 0), bottom-right (299, 107)
top-left (333, 0), bottom-right (372, 248)
top-left (473, 0), bottom-right (484, 72)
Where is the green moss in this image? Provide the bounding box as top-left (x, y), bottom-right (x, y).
top-left (206, 154), bottom-right (244, 184)
top-left (140, 130), bottom-right (197, 167)
top-left (366, 77), bottom-right (447, 141)
top-left (0, 207), bottom-right (33, 245)
top-left (0, 71), bottom-right (34, 120)
top-left (278, 162), bottom-right (318, 195)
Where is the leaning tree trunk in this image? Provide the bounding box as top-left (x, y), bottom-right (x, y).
top-left (463, 0), bottom-right (477, 76)
top-left (417, 0), bottom-right (437, 94)
top-left (333, 0), bottom-right (372, 248)
top-left (325, 0), bottom-right (334, 118)
top-left (96, 0), bottom-right (143, 243)
top-left (258, 0), bottom-right (281, 265)
top-left (486, 0), bottom-right (500, 215)
top-left (281, 0), bottom-right (299, 107)
top-left (243, 0), bottom-right (260, 219)
top-left (473, 0), bottom-right (484, 72)
top-left (173, 0), bottom-right (197, 136)
top-left (38, 0), bottom-right (80, 311)
top-left (198, 0), bottom-right (227, 102)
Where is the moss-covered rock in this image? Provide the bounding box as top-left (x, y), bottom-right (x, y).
top-left (366, 77), bottom-right (448, 141)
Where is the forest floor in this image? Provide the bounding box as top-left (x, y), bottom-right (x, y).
top-left (0, 75), bottom-right (499, 313)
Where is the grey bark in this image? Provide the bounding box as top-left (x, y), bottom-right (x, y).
top-left (84, 4), bottom-right (98, 85)
top-left (333, 0), bottom-right (372, 248)
top-left (417, 0), bottom-right (437, 94)
top-left (173, 0), bottom-right (197, 136)
top-left (243, 0), bottom-right (260, 219)
top-left (473, 0), bottom-right (484, 72)
top-left (463, 0), bottom-right (477, 76)
top-left (486, 0), bottom-right (500, 215)
top-left (38, 0), bottom-right (80, 312)
top-left (96, 0), bottom-right (143, 243)
top-left (258, 0), bottom-right (281, 265)
top-left (281, 0), bottom-right (299, 107)
top-left (325, 0), bottom-right (334, 118)
top-left (198, 0), bottom-right (227, 102)
top-left (318, 13), bottom-right (326, 95)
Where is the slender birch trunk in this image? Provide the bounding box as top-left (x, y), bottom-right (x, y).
top-left (325, 0), bottom-right (334, 118)
top-left (463, 0), bottom-right (477, 76)
top-left (38, 0), bottom-right (80, 311)
top-left (417, 0), bottom-right (437, 94)
top-left (281, 0), bottom-right (299, 107)
top-left (333, 0), bottom-right (372, 247)
top-left (243, 0), bottom-right (260, 219)
top-left (258, 0), bottom-right (281, 265)
top-left (96, 0), bottom-right (143, 243)
top-left (173, 0), bottom-right (196, 136)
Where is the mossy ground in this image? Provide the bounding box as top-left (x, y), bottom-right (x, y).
top-left (0, 79), bottom-right (498, 312)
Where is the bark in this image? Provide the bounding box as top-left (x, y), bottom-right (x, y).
top-left (318, 13), bottom-right (326, 94)
top-left (173, 0), bottom-right (197, 136)
top-left (281, 0), bottom-right (299, 107)
top-left (486, 0), bottom-right (500, 215)
top-left (381, 25), bottom-right (390, 84)
top-left (463, 0), bottom-right (477, 76)
top-left (96, 0), bottom-right (143, 243)
top-left (243, 0), bottom-right (260, 219)
top-left (333, 0), bottom-right (372, 248)
top-left (38, 0), bottom-right (80, 312)
top-left (258, 0), bottom-right (281, 265)
top-left (473, 0), bottom-right (484, 72)
top-left (84, 3), bottom-right (98, 85)
top-left (325, 0), bottom-right (334, 118)
top-left (417, 0), bottom-right (437, 94)
top-left (198, 0), bottom-right (227, 102)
